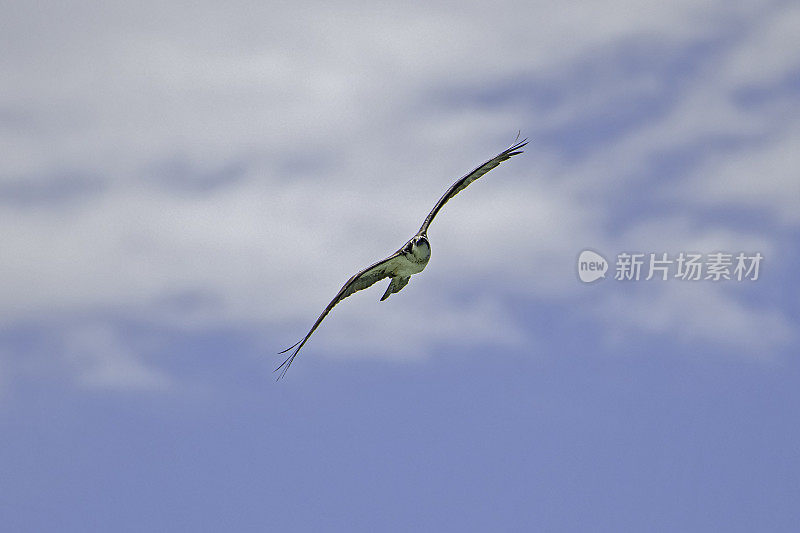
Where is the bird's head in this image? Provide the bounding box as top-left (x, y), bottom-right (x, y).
top-left (404, 235), bottom-right (430, 258)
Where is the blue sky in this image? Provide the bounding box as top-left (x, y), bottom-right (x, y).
top-left (1, 1), bottom-right (799, 531)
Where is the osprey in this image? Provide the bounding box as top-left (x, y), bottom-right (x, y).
top-left (277, 135), bottom-right (528, 378)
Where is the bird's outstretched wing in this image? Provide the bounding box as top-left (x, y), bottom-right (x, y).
top-left (276, 252), bottom-right (404, 379)
top-left (418, 135), bottom-right (528, 234)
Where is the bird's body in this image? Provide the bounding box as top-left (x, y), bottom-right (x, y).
top-left (378, 235), bottom-right (430, 300)
top-left (276, 135), bottom-right (527, 378)
top-left (396, 236), bottom-right (431, 277)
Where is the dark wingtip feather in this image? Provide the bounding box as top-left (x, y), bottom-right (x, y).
top-left (277, 339), bottom-right (302, 354)
top-left (274, 350), bottom-right (297, 380)
top-left (274, 338), bottom-right (304, 380)
top-left (510, 138), bottom-right (528, 150)
top-left (503, 136), bottom-right (529, 156)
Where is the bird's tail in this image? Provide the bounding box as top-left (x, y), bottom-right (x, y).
top-left (380, 276), bottom-right (410, 301)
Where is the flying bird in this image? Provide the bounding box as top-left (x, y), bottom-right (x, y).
top-left (276, 135), bottom-right (528, 378)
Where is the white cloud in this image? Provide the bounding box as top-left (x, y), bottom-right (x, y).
top-left (596, 282), bottom-right (794, 355)
top-left (300, 291), bottom-right (529, 362)
top-left (593, 217), bottom-right (788, 351)
top-left (611, 216), bottom-right (777, 256)
top-left (722, 3), bottom-right (800, 87)
top-left (0, 0), bottom-right (755, 181)
top-left (686, 127), bottom-right (800, 225)
top-left (0, 0), bottom-right (796, 387)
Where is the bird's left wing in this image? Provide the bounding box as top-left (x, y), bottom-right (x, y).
top-left (418, 136), bottom-right (527, 234)
top-left (275, 251), bottom-right (404, 379)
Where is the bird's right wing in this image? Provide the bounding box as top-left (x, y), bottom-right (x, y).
top-left (276, 251), bottom-right (404, 379)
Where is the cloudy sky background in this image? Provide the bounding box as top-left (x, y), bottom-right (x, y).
top-left (2, 1), bottom-right (799, 530)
